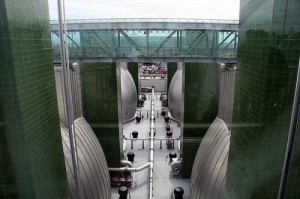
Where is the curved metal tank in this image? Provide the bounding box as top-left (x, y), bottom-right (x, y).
top-left (121, 65), bottom-right (137, 123)
top-left (168, 69), bottom-right (182, 122)
top-left (190, 117), bottom-right (230, 199)
top-left (61, 117), bottom-right (111, 199)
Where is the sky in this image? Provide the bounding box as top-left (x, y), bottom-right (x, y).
top-left (48, 0), bottom-right (240, 20)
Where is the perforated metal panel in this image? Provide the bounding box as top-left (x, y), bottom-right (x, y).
top-left (168, 69), bottom-right (182, 122)
top-left (191, 117), bottom-right (230, 199)
top-left (61, 117), bottom-right (111, 199)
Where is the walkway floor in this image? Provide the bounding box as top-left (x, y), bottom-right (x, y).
top-left (111, 93), bottom-right (190, 199)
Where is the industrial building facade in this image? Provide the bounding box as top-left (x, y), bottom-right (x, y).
top-left (225, 0), bottom-right (300, 198)
top-left (0, 0), bottom-right (69, 198)
top-left (0, 0), bottom-right (299, 198)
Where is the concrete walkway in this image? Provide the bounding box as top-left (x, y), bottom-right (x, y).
top-left (111, 93), bottom-right (190, 199)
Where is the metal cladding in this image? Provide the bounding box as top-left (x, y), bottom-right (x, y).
top-left (61, 117), bottom-right (111, 199)
top-left (121, 66), bottom-right (137, 123)
top-left (218, 64), bottom-right (236, 127)
top-left (191, 117), bottom-right (230, 199)
top-left (54, 65), bottom-right (83, 125)
top-left (168, 69), bottom-right (182, 122)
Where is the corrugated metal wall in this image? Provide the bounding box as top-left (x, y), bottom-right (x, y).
top-left (54, 64), bottom-right (83, 124)
top-left (190, 117), bottom-right (230, 199)
top-left (168, 68), bottom-right (182, 122)
top-left (218, 64), bottom-right (236, 127)
top-left (61, 117), bottom-right (111, 199)
top-left (120, 63), bottom-right (137, 123)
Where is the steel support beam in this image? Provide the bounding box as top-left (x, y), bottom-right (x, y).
top-left (119, 30), bottom-right (144, 56)
top-left (216, 32), bottom-right (234, 49)
top-left (54, 31), bottom-right (81, 48)
top-left (50, 19), bottom-right (239, 31)
top-left (54, 31), bottom-right (80, 48)
top-left (186, 31), bottom-right (205, 55)
top-left (50, 20), bottom-right (238, 61)
top-left (54, 57), bottom-right (237, 64)
top-left (67, 34), bottom-right (80, 48)
top-left (217, 34), bottom-right (238, 55)
top-left (151, 30), bottom-right (176, 57)
top-left (91, 31), bottom-right (112, 56)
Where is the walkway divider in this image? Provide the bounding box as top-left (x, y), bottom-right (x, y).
top-left (149, 88), bottom-right (155, 199)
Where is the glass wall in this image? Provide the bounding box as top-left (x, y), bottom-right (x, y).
top-left (51, 28), bottom-right (238, 60)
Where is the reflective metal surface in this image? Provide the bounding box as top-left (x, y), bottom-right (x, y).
top-left (120, 63), bottom-right (137, 123)
top-left (54, 65), bottom-right (83, 125)
top-left (168, 69), bottom-right (182, 122)
top-left (61, 117), bottom-right (111, 199)
top-left (191, 117), bottom-right (230, 199)
top-left (218, 64), bottom-right (236, 127)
